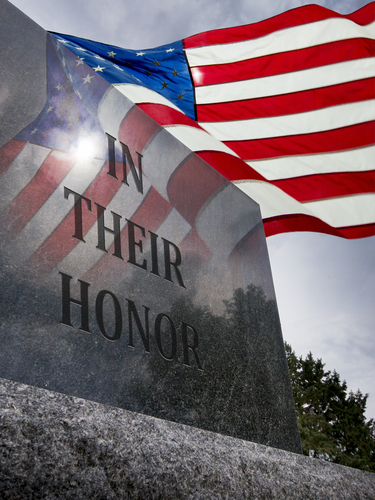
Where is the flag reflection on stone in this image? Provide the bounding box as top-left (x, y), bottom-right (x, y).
top-left (0, 0), bottom-right (303, 453)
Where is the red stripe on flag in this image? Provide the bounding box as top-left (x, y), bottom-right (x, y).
top-left (0, 140), bottom-right (27, 178)
top-left (263, 213), bottom-right (375, 239)
top-left (137, 103), bottom-right (202, 129)
top-left (118, 105), bottom-right (161, 154)
top-left (191, 39), bottom-right (375, 87)
top-left (130, 186), bottom-right (171, 230)
top-left (167, 153), bottom-right (227, 225)
top-left (225, 121), bottom-right (375, 160)
top-left (338, 222), bottom-right (375, 238)
top-left (179, 228), bottom-right (212, 261)
top-left (2, 150), bottom-right (76, 238)
top-left (272, 170), bottom-right (375, 202)
top-left (27, 160), bottom-right (121, 275)
top-left (228, 221), bottom-right (275, 278)
top-left (29, 107), bottom-right (164, 274)
top-left (184, 3), bottom-right (375, 49)
top-left (196, 79), bottom-right (375, 122)
top-left (196, 151), bottom-right (265, 181)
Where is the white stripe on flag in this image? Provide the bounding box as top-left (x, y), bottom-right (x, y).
top-left (142, 127), bottom-right (192, 201)
top-left (163, 124), bottom-right (240, 156)
top-left (195, 58), bottom-right (375, 105)
top-left (303, 193), bottom-right (375, 227)
top-left (113, 83), bottom-right (185, 112)
top-left (195, 183), bottom-right (261, 258)
top-left (150, 208), bottom-right (192, 247)
top-left (248, 145), bottom-right (375, 180)
top-left (98, 86), bottom-right (135, 139)
top-left (185, 19), bottom-right (375, 67)
top-left (199, 99), bottom-right (375, 141)
top-left (57, 181), bottom-right (153, 277)
top-left (233, 180), bottom-right (314, 219)
top-left (5, 157), bottom-right (105, 264)
top-left (234, 179), bottom-right (375, 227)
top-left (0, 143), bottom-right (50, 212)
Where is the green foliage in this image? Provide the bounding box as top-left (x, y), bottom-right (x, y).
top-left (285, 343), bottom-right (375, 472)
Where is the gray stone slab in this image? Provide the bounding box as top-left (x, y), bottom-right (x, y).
top-left (0, 379), bottom-right (374, 500)
top-left (0, 0), bottom-right (300, 452)
top-left (0, 0), bottom-right (47, 148)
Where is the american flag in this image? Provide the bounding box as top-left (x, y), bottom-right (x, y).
top-left (50, 2), bottom-right (375, 240)
top-left (2, 24), bottom-right (260, 287)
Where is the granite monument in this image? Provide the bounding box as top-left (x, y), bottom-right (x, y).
top-left (0, 0), bottom-right (301, 454)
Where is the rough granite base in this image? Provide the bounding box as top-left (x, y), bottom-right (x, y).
top-left (0, 378), bottom-right (374, 499)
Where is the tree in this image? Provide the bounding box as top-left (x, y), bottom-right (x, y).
top-left (285, 343), bottom-right (375, 472)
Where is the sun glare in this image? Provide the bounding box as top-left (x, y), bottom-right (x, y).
top-left (190, 67), bottom-right (204, 86)
top-left (75, 137), bottom-right (97, 160)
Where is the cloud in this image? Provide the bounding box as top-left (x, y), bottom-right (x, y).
top-left (9, 0), bottom-right (371, 49)
top-left (267, 232), bottom-right (375, 418)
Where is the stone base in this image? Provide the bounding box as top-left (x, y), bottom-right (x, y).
top-left (0, 378), bottom-right (374, 499)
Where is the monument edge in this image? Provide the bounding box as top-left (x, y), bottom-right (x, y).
top-left (0, 378), bottom-right (373, 499)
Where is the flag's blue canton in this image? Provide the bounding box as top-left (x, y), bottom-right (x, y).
top-left (50, 33), bottom-right (195, 119)
top-left (16, 36), bottom-right (109, 157)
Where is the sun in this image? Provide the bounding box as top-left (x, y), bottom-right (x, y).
top-left (74, 136), bottom-right (97, 160)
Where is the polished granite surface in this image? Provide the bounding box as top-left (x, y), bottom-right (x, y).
top-left (0, 0), bottom-right (301, 453)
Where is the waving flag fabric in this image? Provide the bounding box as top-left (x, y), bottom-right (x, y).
top-left (51, 2), bottom-right (375, 239)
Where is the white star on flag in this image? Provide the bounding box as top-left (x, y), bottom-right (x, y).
top-left (82, 74), bottom-right (94, 84)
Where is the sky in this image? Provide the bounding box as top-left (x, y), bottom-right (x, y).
top-left (7, 0), bottom-right (375, 419)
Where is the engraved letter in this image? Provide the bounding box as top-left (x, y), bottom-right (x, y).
top-left (154, 313), bottom-right (177, 361)
top-left (162, 238), bottom-right (185, 288)
top-left (64, 187), bottom-right (92, 242)
top-left (60, 272), bottom-right (90, 332)
top-left (149, 230), bottom-right (160, 276)
top-left (181, 322), bottom-right (203, 370)
top-left (126, 219), bottom-right (147, 270)
top-left (95, 203), bottom-right (123, 259)
top-left (127, 299), bottom-right (150, 353)
top-left (106, 133), bottom-right (117, 179)
top-left (95, 290), bottom-right (122, 341)
top-left (121, 142), bottom-right (143, 194)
